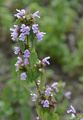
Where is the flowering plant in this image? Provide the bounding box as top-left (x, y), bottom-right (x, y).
top-left (10, 8), bottom-right (59, 120)
top-left (10, 8), bottom-right (83, 120)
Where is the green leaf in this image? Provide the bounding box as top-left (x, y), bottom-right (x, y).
top-left (27, 48), bottom-right (40, 82)
top-left (36, 106), bottom-right (60, 120)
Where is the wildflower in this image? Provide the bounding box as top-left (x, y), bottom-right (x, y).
top-left (24, 49), bottom-right (30, 58)
top-left (10, 25), bottom-right (19, 41)
top-left (64, 91), bottom-right (72, 99)
top-left (37, 80), bottom-right (40, 86)
top-left (32, 24), bottom-right (39, 33)
top-left (20, 72), bottom-right (27, 80)
top-left (19, 33), bottom-right (26, 41)
top-left (19, 23), bottom-right (30, 41)
top-left (14, 46), bottom-right (20, 55)
top-left (35, 116), bottom-right (40, 120)
top-left (51, 82), bottom-right (58, 92)
top-left (36, 32), bottom-right (46, 41)
top-left (20, 24), bottom-right (30, 35)
top-left (31, 93), bottom-right (37, 102)
top-left (14, 9), bottom-right (25, 19)
top-left (24, 58), bottom-right (29, 66)
top-left (67, 105), bottom-right (76, 118)
top-left (32, 11), bottom-right (40, 18)
top-left (41, 100), bottom-right (49, 108)
top-left (42, 56), bottom-right (50, 65)
top-left (16, 57), bottom-right (23, 64)
top-left (45, 87), bottom-right (52, 96)
top-left (67, 105), bottom-right (76, 114)
top-left (15, 57), bottom-right (23, 71)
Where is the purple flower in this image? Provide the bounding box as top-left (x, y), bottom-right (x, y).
top-left (32, 24), bottom-right (38, 33)
top-left (19, 24), bottom-right (30, 41)
top-left (15, 57), bottom-right (23, 71)
top-left (24, 49), bottom-right (30, 58)
top-left (31, 93), bottom-right (37, 102)
top-left (19, 33), bottom-right (26, 41)
top-left (36, 32), bottom-right (46, 41)
top-left (20, 72), bottom-right (27, 80)
top-left (35, 116), bottom-right (40, 120)
top-left (14, 46), bottom-right (20, 55)
top-left (45, 87), bottom-right (52, 96)
top-left (24, 58), bottom-right (29, 65)
top-left (32, 11), bottom-right (40, 18)
top-left (20, 24), bottom-right (30, 35)
top-left (67, 105), bottom-right (76, 119)
top-left (14, 9), bottom-right (25, 19)
top-left (67, 105), bottom-right (76, 114)
top-left (51, 82), bottom-right (58, 92)
top-left (64, 91), bottom-right (72, 99)
top-left (10, 25), bottom-right (19, 41)
top-left (41, 100), bottom-right (49, 108)
top-left (42, 56), bottom-right (50, 65)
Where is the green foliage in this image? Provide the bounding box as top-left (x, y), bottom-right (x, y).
top-left (37, 106), bottom-right (59, 120)
top-left (0, 60), bottom-right (32, 120)
top-left (29, 0), bottom-right (83, 77)
top-left (28, 48), bottom-right (40, 82)
top-left (0, 6), bottom-right (13, 33)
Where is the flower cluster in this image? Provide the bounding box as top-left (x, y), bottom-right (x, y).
top-left (30, 57), bottom-right (58, 110)
top-left (10, 9), bottom-right (45, 42)
top-left (10, 8), bottom-right (83, 120)
top-left (10, 9), bottom-right (46, 80)
top-left (14, 49), bottom-right (30, 80)
top-left (31, 81), bottom-right (58, 109)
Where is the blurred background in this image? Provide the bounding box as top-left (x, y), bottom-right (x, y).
top-left (0, 0), bottom-right (83, 120)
